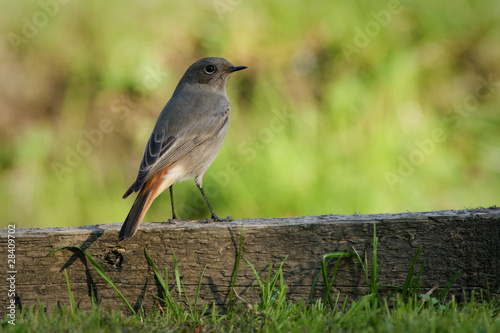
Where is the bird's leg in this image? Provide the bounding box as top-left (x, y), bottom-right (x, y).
top-left (168, 185), bottom-right (178, 223)
top-left (196, 183), bottom-right (232, 222)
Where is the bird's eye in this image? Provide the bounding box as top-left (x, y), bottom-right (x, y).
top-left (204, 65), bottom-right (216, 74)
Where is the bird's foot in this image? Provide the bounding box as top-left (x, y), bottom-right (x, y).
top-left (200, 215), bottom-right (232, 224)
top-left (212, 215), bottom-right (233, 222)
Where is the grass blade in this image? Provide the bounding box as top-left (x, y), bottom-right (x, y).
top-left (144, 248), bottom-right (167, 292)
top-left (245, 259), bottom-right (266, 296)
top-left (245, 256), bottom-right (289, 312)
top-left (172, 250), bottom-right (183, 299)
top-left (339, 294), bottom-right (376, 325)
top-left (438, 271), bottom-right (461, 304)
top-left (63, 268), bottom-right (77, 323)
top-left (193, 265), bottom-right (208, 320)
top-left (351, 247), bottom-right (369, 290)
top-left (144, 247), bottom-right (181, 317)
top-left (320, 252), bottom-right (353, 309)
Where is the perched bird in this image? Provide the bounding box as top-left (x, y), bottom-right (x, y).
top-left (119, 57), bottom-right (246, 240)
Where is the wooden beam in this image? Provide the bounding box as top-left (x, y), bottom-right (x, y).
top-left (1, 208), bottom-right (499, 314)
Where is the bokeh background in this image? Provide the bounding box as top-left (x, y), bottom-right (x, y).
top-left (1, 0), bottom-right (499, 228)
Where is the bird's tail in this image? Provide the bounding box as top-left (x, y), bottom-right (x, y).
top-left (119, 166), bottom-right (175, 240)
top-left (119, 187), bottom-right (155, 241)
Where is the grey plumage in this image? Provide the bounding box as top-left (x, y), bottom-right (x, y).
top-left (119, 57), bottom-right (246, 240)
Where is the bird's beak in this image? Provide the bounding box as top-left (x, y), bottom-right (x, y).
top-left (227, 66), bottom-right (247, 73)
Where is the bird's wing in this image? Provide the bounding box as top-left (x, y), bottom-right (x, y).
top-left (123, 93), bottom-right (229, 197)
top-left (144, 110), bottom-right (229, 179)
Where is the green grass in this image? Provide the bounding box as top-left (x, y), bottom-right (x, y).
top-left (3, 291), bottom-right (499, 332)
top-left (1, 0), bottom-right (499, 229)
top-left (3, 225), bottom-right (500, 332)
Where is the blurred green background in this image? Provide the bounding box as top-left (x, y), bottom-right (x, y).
top-left (1, 0), bottom-right (499, 228)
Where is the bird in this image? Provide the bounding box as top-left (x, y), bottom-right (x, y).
top-left (118, 57), bottom-right (246, 241)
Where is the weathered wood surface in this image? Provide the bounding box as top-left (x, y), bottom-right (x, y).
top-left (1, 208), bottom-right (499, 314)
